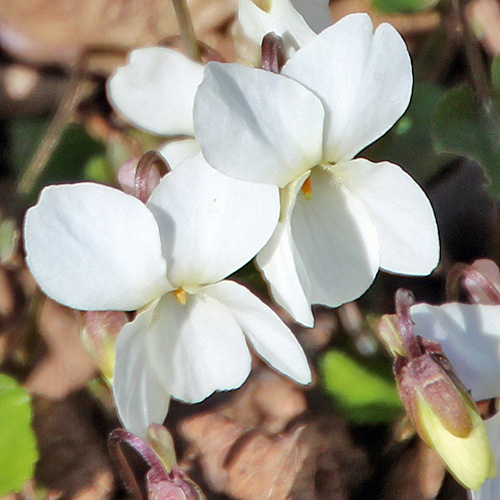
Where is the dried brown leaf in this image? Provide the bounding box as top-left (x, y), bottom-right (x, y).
top-left (0, 0), bottom-right (237, 70)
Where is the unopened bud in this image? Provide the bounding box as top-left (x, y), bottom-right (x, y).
top-left (79, 311), bottom-right (128, 381)
top-left (147, 423), bottom-right (177, 473)
top-left (380, 288), bottom-right (496, 490)
top-left (109, 427), bottom-right (206, 500)
top-left (378, 314), bottom-right (405, 357)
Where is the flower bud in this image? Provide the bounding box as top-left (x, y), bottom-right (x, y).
top-left (109, 426), bottom-right (206, 500)
top-left (79, 311), bottom-right (128, 381)
top-left (380, 288), bottom-right (497, 490)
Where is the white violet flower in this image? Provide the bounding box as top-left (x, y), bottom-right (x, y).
top-left (24, 155), bottom-right (311, 437)
top-left (194, 13), bottom-right (440, 327)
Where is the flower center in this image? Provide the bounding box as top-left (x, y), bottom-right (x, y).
top-left (301, 176), bottom-right (313, 200)
top-left (173, 288), bottom-right (188, 305)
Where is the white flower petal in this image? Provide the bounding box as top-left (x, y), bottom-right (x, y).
top-left (159, 139), bottom-right (201, 169)
top-left (411, 303), bottom-right (500, 400)
top-left (107, 47), bottom-right (203, 136)
top-left (194, 62), bottom-right (325, 187)
top-left (147, 154), bottom-right (279, 287)
top-left (291, 166), bottom-right (380, 307)
top-left (282, 13), bottom-right (412, 162)
top-left (147, 292), bottom-right (252, 402)
top-left (24, 183), bottom-right (170, 311)
top-left (205, 280), bottom-right (311, 384)
top-left (238, 0), bottom-right (317, 53)
top-left (472, 413), bottom-right (500, 500)
top-left (256, 171), bottom-right (314, 327)
top-left (113, 301), bottom-right (170, 438)
top-left (334, 159), bottom-right (439, 275)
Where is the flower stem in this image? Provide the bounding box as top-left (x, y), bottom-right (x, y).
top-left (171, 0), bottom-right (200, 62)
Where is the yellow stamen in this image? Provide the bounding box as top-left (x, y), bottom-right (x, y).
top-left (301, 176), bottom-right (312, 200)
top-left (173, 288), bottom-right (188, 305)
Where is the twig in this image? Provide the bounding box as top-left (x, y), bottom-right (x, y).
top-left (171, 0), bottom-right (201, 62)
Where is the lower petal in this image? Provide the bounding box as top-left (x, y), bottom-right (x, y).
top-left (204, 280), bottom-right (311, 385)
top-left (256, 172), bottom-right (314, 327)
top-left (113, 301), bottom-right (170, 438)
top-left (147, 292), bottom-right (252, 403)
top-left (291, 166), bottom-right (380, 308)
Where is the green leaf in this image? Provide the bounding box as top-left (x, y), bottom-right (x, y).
top-left (491, 55), bottom-right (500, 94)
top-left (84, 156), bottom-right (115, 184)
top-left (432, 84), bottom-right (500, 197)
top-left (9, 119), bottom-right (106, 202)
top-left (319, 350), bottom-right (402, 424)
top-left (371, 0), bottom-right (438, 13)
top-left (0, 374), bottom-right (38, 495)
top-left (363, 83), bottom-right (448, 184)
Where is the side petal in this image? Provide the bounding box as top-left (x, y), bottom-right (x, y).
top-left (204, 280), bottom-right (312, 385)
top-left (147, 292), bottom-right (252, 403)
top-left (411, 303), bottom-right (500, 400)
top-left (334, 159), bottom-right (439, 275)
top-left (282, 13), bottom-right (412, 162)
top-left (159, 139), bottom-right (201, 169)
top-left (238, 0), bottom-right (317, 52)
top-left (113, 302), bottom-right (170, 438)
top-left (472, 413), bottom-right (500, 500)
top-left (147, 154), bottom-right (279, 287)
top-left (107, 47), bottom-right (203, 136)
top-left (194, 62), bottom-right (325, 187)
top-left (24, 183), bottom-right (170, 311)
top-left (256, 171), bottom-right (314, 327)
top-left (291, 166), bottom-right (380, 308)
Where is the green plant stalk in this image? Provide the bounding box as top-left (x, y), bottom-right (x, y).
top-left (171, 0), bottom-right (201, 62)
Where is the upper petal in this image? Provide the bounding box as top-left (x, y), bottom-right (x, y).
top-left (238, 0), bottom-right (318, 53)
top-left (204, 280), bottom-right (312, 384)
top-left (24, 183), bottom-right (170, 311)
top-left (107, 47), bottom-right (203, 136)
top-left (194, 62), bottom-right (325, 187)
top-left (147, 292), bottom-right (252, 402)
top-left (256, 171), bottom-right (315, 327)
top-left (290, 166), bottom-right (380, 308)
top-left (282, 13), bottom-right (412, 162)
top-left (472, 412), bottom-right (500, 500)
top-left (411, 303), bottom-right (500, 400)
top-left (113, 301), bottom-right (170, 438)
top-left (147, 154), bottom-right (279, 287)
top-left (334, 159), bottom-right (439, 275)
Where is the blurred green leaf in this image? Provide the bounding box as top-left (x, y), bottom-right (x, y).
top-left (432, 84), bottom-right (500, 197)
top-left (491, 55), bottom-right (500, 94)
top-left (9, 119), bottom-right (106, 201)
top-left (319, 349), bottom-right (402, 424)
top-left (84, 156), bottom-right (115, 184)
top-left (371, 0), bottom-right (438, 13)
top-left (363, 83), bottom-right (448, 183)
top-left (0, 374), bottom-right (38, 496)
